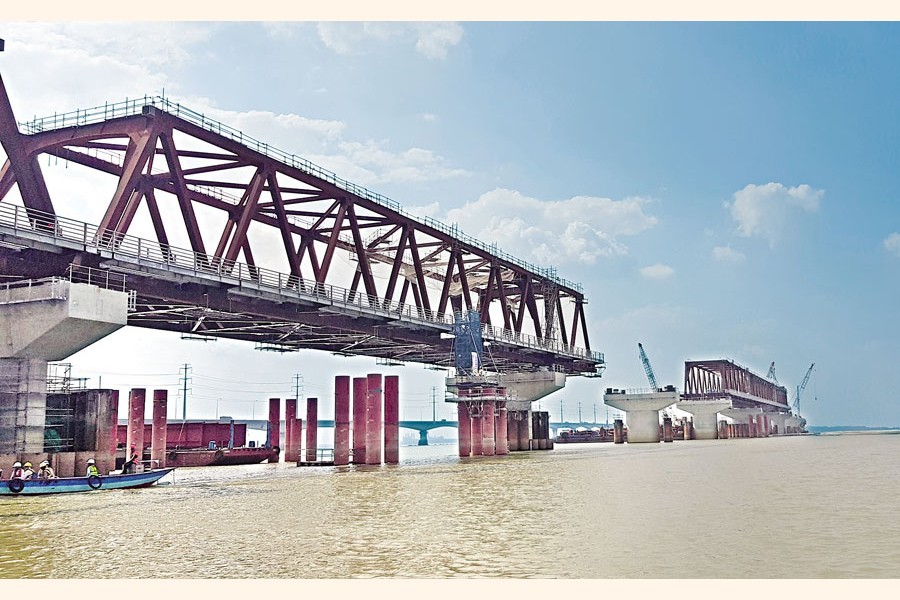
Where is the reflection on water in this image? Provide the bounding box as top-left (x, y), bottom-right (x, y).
top-left (2, 435), bottom-right (900, 578)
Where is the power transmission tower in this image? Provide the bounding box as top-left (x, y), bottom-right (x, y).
top-left (178, 364), bottom-right (192, 420)
top-left (292, 374), bottom-right (304, 402)
top-left (431, 386), bottom-right (437, 421)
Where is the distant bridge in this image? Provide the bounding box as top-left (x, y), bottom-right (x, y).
top-left (0, 74), bottom-right (603, 377)
top-left (244, 418), bottom-right (607, 445)
top-left (244, 418), bottom-right (459, 446)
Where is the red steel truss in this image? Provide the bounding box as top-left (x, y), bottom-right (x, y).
top-left (0, 75), bottom-right (602, 375)
top-left (682, 359), bottom-right (789, 410)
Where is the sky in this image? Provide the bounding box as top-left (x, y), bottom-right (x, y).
top-left (1, 20), bottom-right (899, 428)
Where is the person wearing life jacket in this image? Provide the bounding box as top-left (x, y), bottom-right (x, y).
top-left (21, 462), bottom-right (34, 479)
top-left (10, 462), bottom-right (24, 479)
top-left (37, 460), bottom-right (57, 479)
top-left (86, 458), bottom-right (100, 477)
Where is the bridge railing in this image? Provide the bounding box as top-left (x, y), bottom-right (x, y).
top-left (19, 95), bottom-right (582, 294)
top-left (0, 264), bottom-right (129, 305)
top-left (0, 202), bottom-right (602, 364)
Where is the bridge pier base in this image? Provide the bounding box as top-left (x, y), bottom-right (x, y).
top-left (457, 402), bottom-right (471, 457)
top-left (126, 388), bottom-right (145, 462)
top-left (334, 376), bottom-right (350, 465)
top-left (384, 375), bottom-right (399, 464)
top-left (305, 398), bottom-right (318, 462)
top-left (721, 407), bottom-right (762, 439)
top-left (482, 400), bottom-right (495, 456)
top-left (496, 402), bottom-right (508, 455)
top-left (267, 398), bottom-right (280, 461)
top-left (285, 398), bottom-right (297, 462)
top-left (352, 377), bottom-right (367, 464)
top-left (676, 399), bottom-right (732, 440)
top-left (365, 374), bottom-right (382, 465)
top-left (151, 390), bottom-right (168, 469)
top-left (604, 390), bottom-right (679, 443)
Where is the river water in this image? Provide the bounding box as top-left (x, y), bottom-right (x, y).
top-left (2, 432), bottom-right (900, 579)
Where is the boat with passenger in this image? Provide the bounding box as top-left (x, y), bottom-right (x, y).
top-left (1, 467), bottom-right (174, 496)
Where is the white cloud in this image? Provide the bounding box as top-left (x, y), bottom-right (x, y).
top-left (712, 245), bottom-right (746, 263)
top-left (316, 22), bottom-right (463, 60)
top-left (407, 202), bottom-right (442, 219)
top-left (415, 23), bottom-right (465, 60)
top-left (442, 189), bottom-right (658, 267)
top-left (640, 264), bottom-right (675, 280)
top-left (1, 22), bottom-right (215, 119)
top-left (727, 182), bottom-right (823, 246)
top-left (884, 233), bottom-right (900, 257)
top-left (0, 23), bottom-right (469, 194)
top-left (262, 22), bottom-right (299, 40)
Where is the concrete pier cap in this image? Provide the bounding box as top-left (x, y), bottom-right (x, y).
top-left (0, 281), bottom-right (129, 361)
top-left (604, 389), bottom-right (679, 443)
top-left (764, 412), bottom-right (789, 435)
top-left (676, 399), bottom-right (732, 440)
top-left (446, 369), bottom-right (565, 412)
top-left (720, 407), bottom-right (762, 424)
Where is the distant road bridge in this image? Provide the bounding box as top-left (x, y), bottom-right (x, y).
top-left (0, 74), bottom-right (603, 376)
top-left (245, 418), bottom-right (607, 444)
top-left (244, 418), bottom-right (459, 446)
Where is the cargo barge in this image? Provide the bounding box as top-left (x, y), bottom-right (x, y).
top-left (117, 419), bottom-right (278, 468)
top-left (555, 427), bottom-right (614, 443)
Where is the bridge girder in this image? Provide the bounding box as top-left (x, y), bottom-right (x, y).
top-left (0, 80), bottom-right (602, 375)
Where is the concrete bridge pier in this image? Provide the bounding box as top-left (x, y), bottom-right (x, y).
top-left (720, 407), bottom-right (763, 438)
top-left (764, 412), bottom-right (790, 435)
top-left (0, 278), bottom-right (128, 464)
top-left (449, 370), bottom-right (565, 455)
top-left (676, 399), bottom-right (732, 440)
top-left (603, 389), bottom-right (679, 443)
top-left (785, 414), bottom-right (806, 433)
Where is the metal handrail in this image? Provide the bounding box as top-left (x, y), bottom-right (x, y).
top-left (0, 202), bottom-right (603, 364)
top-left (19, 95), bottom-right (582, 293)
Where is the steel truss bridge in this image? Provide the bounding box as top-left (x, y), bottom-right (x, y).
top-left (0, 74), bottom-right (603, 376)
top-left (682, 359), bottom-right (790, 411)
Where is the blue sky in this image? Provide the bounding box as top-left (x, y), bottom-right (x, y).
top-left (1, 21), bottom-right (898, 427)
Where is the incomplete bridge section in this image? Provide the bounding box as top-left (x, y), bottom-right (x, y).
top-left (0, 74), bottom-right (603, 377)
top-left (681, 358), bottom-right (794, 436)
top-left (681, 359), bottom-right (789, 409)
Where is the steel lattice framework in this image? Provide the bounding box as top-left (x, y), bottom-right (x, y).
top-left (0, 75), bottom-right (604, 375)
top-left (682, 359), bottom-right (789, 410)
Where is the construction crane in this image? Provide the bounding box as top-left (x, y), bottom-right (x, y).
top-left (638, 343), bottom-right (659, 391)
top-left (792, 363), bottom-right (815, 417)
top-left (638, 343), bottom-right (676, 420)
top-left (766, 361), bottom-right (778, 383)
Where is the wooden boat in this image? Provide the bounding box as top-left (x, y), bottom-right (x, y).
top-left (1, 468), bottom-right (175, 496)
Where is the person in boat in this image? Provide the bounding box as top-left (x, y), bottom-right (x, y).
top-left (37, 460), bottom-right (57, 479)
top-left (10, 461), bottom-right (24, 479)
top-left (21, 462), bottom-right (35, 479)
top-left (86, 458), bottom-right (100, 478)
top-left (121, 449), bottom-right (139, 474)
